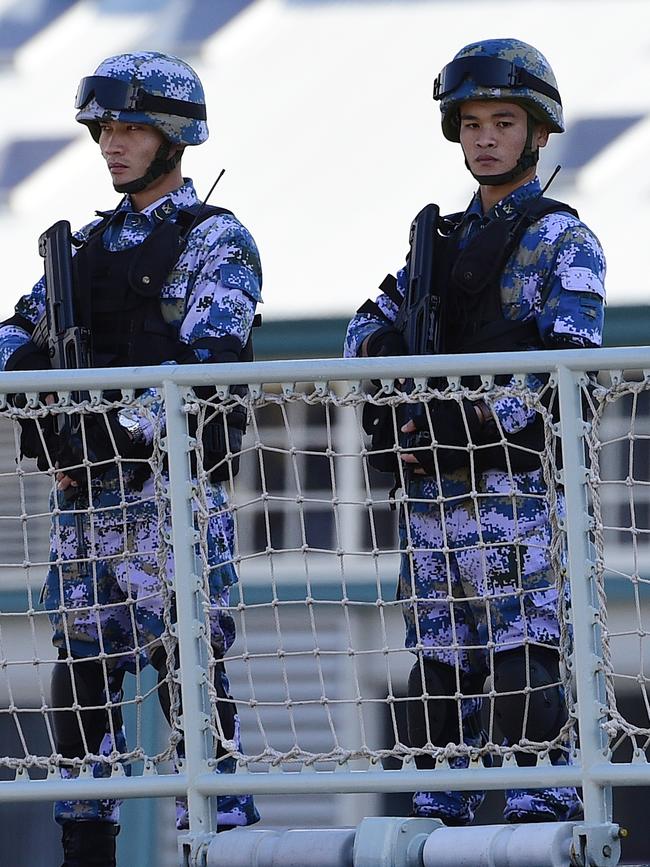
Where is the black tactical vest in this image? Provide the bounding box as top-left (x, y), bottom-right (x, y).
top-left (441, 196), bottom-right (579, 355)
top-left (363, 195), bottom-right (580, 478)
top-left (71, 204), bottom-right (253, 483)
top-left (72, 204), bottom-right (233, 368)
top-left (444, 195), bottom-right (579, 474)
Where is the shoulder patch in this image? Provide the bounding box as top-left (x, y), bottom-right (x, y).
top-left (559, 266), bottom-right (605, 299)
top-left (219, 263), bottom-right (262, 302)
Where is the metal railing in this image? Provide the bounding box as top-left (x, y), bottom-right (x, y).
top-left (1, 346), bottom-right (649, 866)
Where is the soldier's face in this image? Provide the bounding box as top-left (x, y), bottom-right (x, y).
top-left (458, 100), bottom-right (548, 179)
top-left (98, 120), bottom-right (168, 187)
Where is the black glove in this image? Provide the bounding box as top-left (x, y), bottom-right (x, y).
top-left (4, 340), bottom-right (59, 469)
top-left (365, 326), bottom-right (407, 358)
top-left (17, 415), bottom-right (57, 470)
top-left (404, 398), bottom-right (483, 475)
top-left (56, 411), bottom-right (149, 483)
top-left (202, 401), bottom-right (248, 482)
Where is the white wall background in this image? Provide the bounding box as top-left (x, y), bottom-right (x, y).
top-left (0, 0), bottom-right (648, 322)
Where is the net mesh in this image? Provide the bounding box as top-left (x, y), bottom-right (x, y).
top-left (0, 369), bottom-right (648, 788)
top-left (583, 371), bottom-right (650, 757)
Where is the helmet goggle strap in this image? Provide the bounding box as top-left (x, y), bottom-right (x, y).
top-left (75, 76), bottom-right (206, 120)
top-left (463, 112), bottom-right (539, 186)
top-left (112, 140), bottom-right (182, 195)
top-left (433, 56), bottom-right (561, 106)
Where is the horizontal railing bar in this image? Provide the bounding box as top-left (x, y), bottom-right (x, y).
top-left (191, 763), bottom-right (650, 796)
top-left (0, 773), bottom-right (186, 802)
top-left (2, 761), bottom-right (647, 803)
top-left (0, 346), bottom-right (649, 392)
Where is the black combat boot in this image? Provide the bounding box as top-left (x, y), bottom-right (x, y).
top-left (61, 821), bottom-right (119, 867)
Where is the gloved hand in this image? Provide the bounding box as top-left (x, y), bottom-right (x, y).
top-left (364, 326), bottom-right (407, 358)
top-left (4, 339), bottom-right (59, 469)
top-left (17, 415), bottom-right (58, 471)
top-left (56, 410), bottom-right (149, 483)
top-left (402, 398), bottom-right (483, 475)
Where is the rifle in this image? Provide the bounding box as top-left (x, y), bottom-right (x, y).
top-left (394, 203), bottom-right (445, 453)
top-left (362, 204), bottom-right (446, 475)
top-left (397, 203), bottom-right (443, 357)
top-left (39, 220), bottom-right (90, 396)
top-left (38, 221), bottom-right (91, 564)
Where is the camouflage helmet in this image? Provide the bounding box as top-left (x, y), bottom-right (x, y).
top-left (434, 38), bottom-right (564, 142)
top-left (75, 51), bottom-right (208, 146)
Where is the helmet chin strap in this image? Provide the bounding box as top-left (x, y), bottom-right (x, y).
top-left (113, 141), bottom-right (182, 195)
top-left (464, 114), bottom-right (539, 186)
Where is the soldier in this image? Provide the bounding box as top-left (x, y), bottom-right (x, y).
top-left (0, 52), bottom-right (261, 865)
top-left (345, 38), bottom-right (605, 824)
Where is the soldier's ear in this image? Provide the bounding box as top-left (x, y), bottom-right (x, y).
top-left (535, 124), bottom-right (550, 149)
top-left (167, 143), bottom-right (185, 162)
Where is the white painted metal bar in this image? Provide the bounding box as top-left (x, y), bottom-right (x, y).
top-left (0, 345), bottom-right (649, 394)
top-left (556, 365), bottom-right (611, 829)
top-left (203, 828), bottom-right (356, 867)
top-left (162, 378), bottom-right (214, 833)
top-left (421, 822), bottom-right (575, 867)
top-left (0, 758), bottom-right (647, 805)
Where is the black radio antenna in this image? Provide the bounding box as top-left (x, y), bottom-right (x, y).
top-left (180, 167), bottom-right (226, 242)
top-left (540, 163), bottom-right (562, 195)
top-left (502, 164), bottom-right (563, 252)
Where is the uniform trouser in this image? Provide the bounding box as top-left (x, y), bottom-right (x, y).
top-left (44, 469), bottom-right (259, 829)
top-left (400, 467), bottom-right (580, 823)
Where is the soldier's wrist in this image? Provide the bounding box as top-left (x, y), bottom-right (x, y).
top-left (474, 399), bottom-right (492, 427)
top-left (117, 411), bottom-right (144, 443)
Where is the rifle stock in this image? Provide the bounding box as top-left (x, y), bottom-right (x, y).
top-left (397, 204), bottom-right (442, 449)
top-left (363, 203), bottom-right (446, 474)
top-left (39, 221), bottom-right (90, 379)
top-left (38, 221), bottom-right (91, 523)
top-left (400, 203), bottom-right (441, 356)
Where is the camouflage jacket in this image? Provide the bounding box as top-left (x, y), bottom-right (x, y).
top-left (344, 177), bottom-right (605, 437)
top-left (0, 179), bottom-right (262, 441)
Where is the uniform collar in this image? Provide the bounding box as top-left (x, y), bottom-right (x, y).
top-left (466, 177), bottom-right (543, 222)
top-left (107, 178), bottom-right (200, 225)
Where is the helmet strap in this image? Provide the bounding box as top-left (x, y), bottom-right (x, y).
top-left (464, 113), bottom-right (539, 186)
top-left (113, 141), bottom-right (182, 195)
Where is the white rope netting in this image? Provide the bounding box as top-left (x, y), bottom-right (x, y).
top-left (0, 369), bottom-right (648, 786)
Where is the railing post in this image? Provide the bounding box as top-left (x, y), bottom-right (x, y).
top-left (163, 379), bottom-right (214, 837)
top-left (555, 365), bottom-right (620, 867)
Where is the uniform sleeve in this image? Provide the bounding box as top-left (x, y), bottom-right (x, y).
top-left (343, 266), bottom-right (406, 357)
top-left (537, 219), bottom-right (606, 349)
top-left (123, 215), bottom-right (263, 446)
top-left (177, 215), bottom-right (262, 357)
top-left (0, 276), bottom-right (47, 371)
top-left (489, 216), bottom-right (605, 436)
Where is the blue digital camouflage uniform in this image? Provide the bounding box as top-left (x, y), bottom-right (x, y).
top-left (0, 178), bottom-right (261, 830)
top-left (345, 176), bottom-right (605, 824)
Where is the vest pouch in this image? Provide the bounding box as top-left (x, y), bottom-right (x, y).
top-left (451, 216), bottom-right (515, 297)
top-left (125, 312), bottom-right (184, 367)
top-left (128, 220), bottom-right (184, 297)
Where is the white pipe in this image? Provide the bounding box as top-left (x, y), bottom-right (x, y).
top-left (205, 828), bottom-right (356, 867)
top-left (422, 822), bottom-right (575, 867)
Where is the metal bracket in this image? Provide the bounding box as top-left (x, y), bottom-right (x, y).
top-left (353, 817), bottom-right (443, 867)
top-left (571, 823), bottom-right (623, 867)
top-left (178, 832), bottom-right (212, 867)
